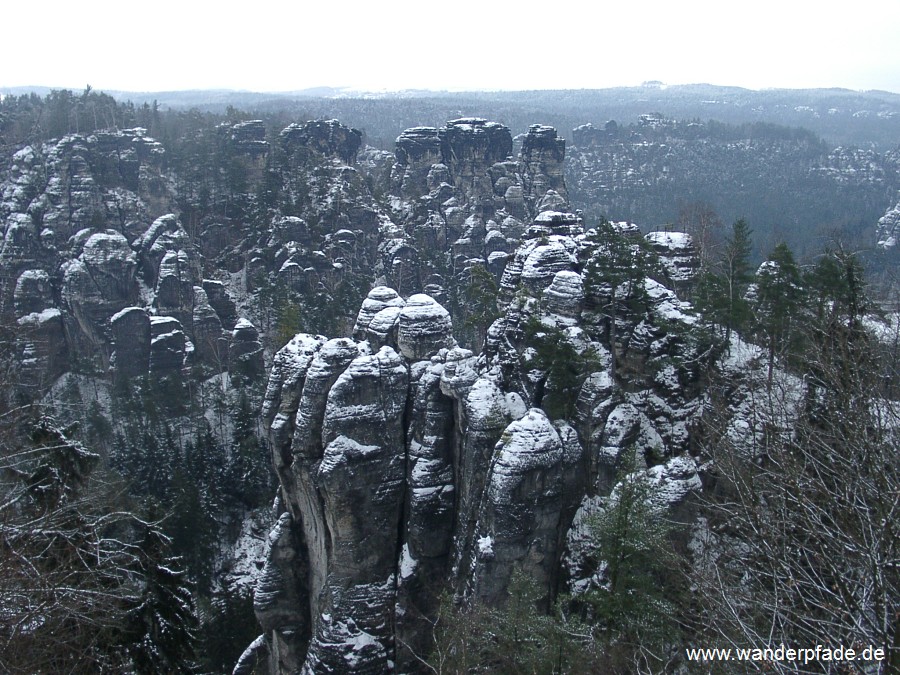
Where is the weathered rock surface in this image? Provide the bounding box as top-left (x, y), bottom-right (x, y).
top-left (229, 318), bottom-right (265, 386)
top-left (645, 230), bottom-right (699, 296)
top-left (0, 114), bottom-right (714, 675)
top-left (13, 269), bottom-right (52, 317)
top-left (256, 218), bottom-right (707, 669)
top-left (201, 279), bottom-right (239, 331)
top-left (519, 124), bottom-right (568, 213)
top-left (191, 287), bottom-right (226, 371)
top-left (280, 120), bottom-right (363, 165)
top-left (258, 289), bottom-right (586, 672)
top-left (60, 230), bottom-right (139, 370)
top-left (383, 119), bottom-right (578, 352)
top-left (396, 294), bottom-right (455, 360)
top-left (16, 307), bottom-right (67, 389)
top-left (471, 410), bottom-right (586, 605)
top-left (110, 307), bottom-right (151, 379)
top-left (876, 197), bottom-right (900, 250)
top-left (148, 315), bottom-right (188, 409)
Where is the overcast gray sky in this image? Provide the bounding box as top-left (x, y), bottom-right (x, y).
top-left (4, 0), bottom-right (899, 93)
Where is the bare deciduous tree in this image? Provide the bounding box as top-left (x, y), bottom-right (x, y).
top-left (693, 320), bottom-right (899, 673)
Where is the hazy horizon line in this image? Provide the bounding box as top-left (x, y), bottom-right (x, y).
top-left (3, 82), bottom-right (900, 98)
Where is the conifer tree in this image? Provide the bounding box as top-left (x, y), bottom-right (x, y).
top-left (1, 415), bottom-right (198, 673)
top-left (692, 218), bottom-right (754, 346)
top-left (752, 242), bottom-right (805, 386)
top-left (462, 262), bottom-right (500, 351)
top-left (583, 220), bottom-right (655, 379)
top-left (697, 245), bottom-right (898, 672)
top-left (721, 218), bottom-right (754, 343)
top-left (122, 525), bottom-right (199, 674)
top-left (580, 450), bottom-right (684, 668)
top-left (525, 318), bottom-right (600, 420)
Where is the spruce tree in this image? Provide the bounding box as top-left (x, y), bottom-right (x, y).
top-left (1, 415), bottom-right (198, 673)
top-left (753, 242), bottom-right (805, 386)
top-left (721, 218), bottom-right (754, 344)
top-left (462, 262), bottom-right (500, 351)
top-left (122, 525), bottom-right (199, 674)
top-left (583, 220), bottom-right (655, 379)
top-left (581, 450), bottom-right (684, 666)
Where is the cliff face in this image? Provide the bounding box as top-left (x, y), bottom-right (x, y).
top-left (1, 130), bottom-right (169, 387)
top-left (877, 198), bottom-right (900, 250)
top-left (0, 119), bottom-right (384, 397)
top-left (259, 290), bottom-right (591, 672)
top-left (255, 120), bottom-right (709, 672)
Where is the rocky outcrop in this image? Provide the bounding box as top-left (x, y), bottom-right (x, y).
top-left (0, 128), bottom-right (173, 394)
top-left (256, 209), bottom-right (710, 670)
top-left (16, 308), bottom-right (67, 389)
top-left (258, 284), bottom-right (597, 672)
top-left (191, 287), bottom-right (226, 371)
top-left (876, 198), bottom-right (900, 250)
top-left (0, 130), bottom-right (165, 291)
top-left (110, 307), bottom-right (151, 379)
top-left (645, 230), bottom-right (699, 296)
top-left (229, 120), bottom-right (269, 155)
top-left (519, 124), bottom-right (568, 214)
top-left (149, 316), bottom-right (188, 410)
top-left (470, 410), bottom-right (586, 605)
top-left (280, 120), bottom-right (363, 165)
top-left (155, 249), bottom-right (194, 328)
top-left (572, 121), bottom-right (619, 147)
top-left (133, 214), bottom-right (190, 289)
top-left (229, 319), bottom-right (265, 386)
top-left (396, 294), bottom-right (455, 360)
top-left (382, 119), bottom-right (576, 351)
top-left (0, 112), bottom-right (714, 674)
top-left (201, 279), bottom-right (239, 331)
top-left (60, 230), bottom-right (139, 370)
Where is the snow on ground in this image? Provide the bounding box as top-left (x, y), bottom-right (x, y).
top-left (864, 311), bottom-right (900, 346)
top-left (200, 372), bottom-right (236, 446)
top-left (645, 230), bottom-right (693, 249)
top-left (643, 278), bottom-right (697, 324)
top-left (721, 332), bottom-right (766, 373)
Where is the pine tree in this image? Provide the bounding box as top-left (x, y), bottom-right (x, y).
top-left (721, 218), bottom-right (754, 344)
top-left (168, 451), bottom-right (218, 594)
top-left (462, 262), bottom-right (500, 351)
top-left (580, 451), bottom-right (684, 667)
top-left (428, 571), bottom-right (597, 673)
top-left (199, 582), bottom-right (261, 674)
top-left (226, 393), bottom-right (272, 509)
top-left (583, 220), bottom-right (656, 379)
top-left (802, 247), bottom-right (873, 424)
top-left (692, 219), bottom-right (755, 346)
top-left (752, 242), bottom-right (805, 386)
top-left (122, 525), bottom-right (199, 674)
top-left (525, 318), bottom-right (600, 420)
top-left (1, 415), bottom-right (199, 673)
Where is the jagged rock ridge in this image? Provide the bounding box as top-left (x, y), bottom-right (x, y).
top-left (255, 119), bottom-right (710, 672)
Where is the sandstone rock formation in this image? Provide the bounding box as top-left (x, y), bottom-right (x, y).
top-left (0, 113), bottom-right (712, 674)
top-left (256, 190), bottom-right (708, 670)
top-left (876, 197), bottom-right (900, 250)
top-left (229, 318), bottom-right (265, 386)
top-left (645, 230), bottom-right (699, 297)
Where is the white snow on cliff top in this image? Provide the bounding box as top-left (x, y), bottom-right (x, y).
top-left (17, 307), bottom-right (61, 324)
top-left (645, 231), bottom-right (693, 249)
top-left (643, 278), bottom-right (696, 324)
